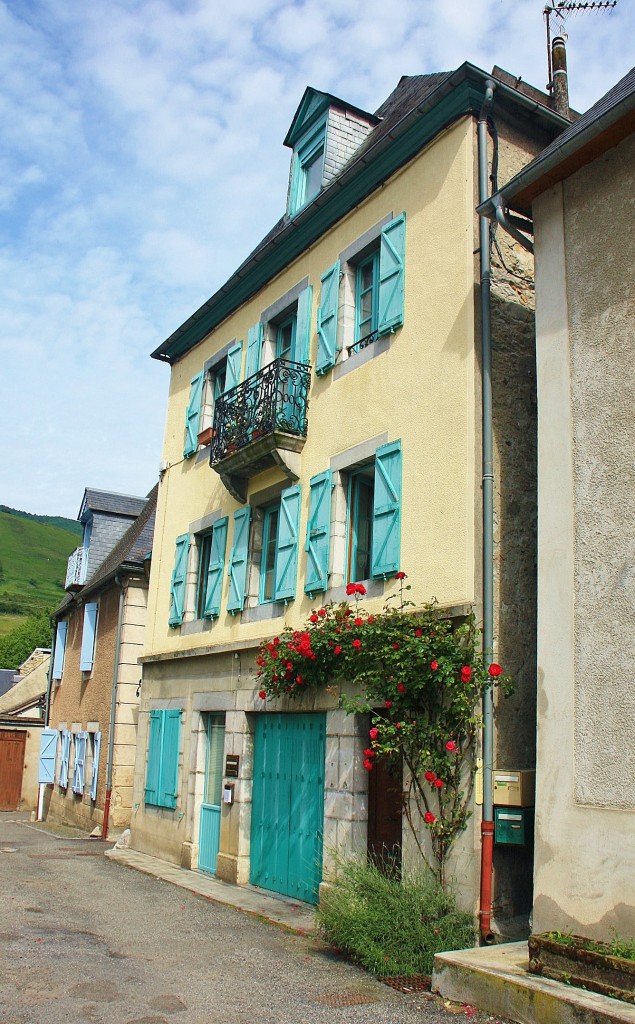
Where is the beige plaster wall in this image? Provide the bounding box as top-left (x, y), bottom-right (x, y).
top-left (532, 131), bottom-right (635, 938)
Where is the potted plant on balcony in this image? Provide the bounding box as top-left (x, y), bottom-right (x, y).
top-left (197, 425), bottom-right (214, 447)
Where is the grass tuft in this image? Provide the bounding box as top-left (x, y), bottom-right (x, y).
top-left (316, 859), bottom-right (475, 976)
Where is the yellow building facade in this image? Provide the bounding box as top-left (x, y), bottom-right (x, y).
top-left (131, 66), bottom-right (568, 925)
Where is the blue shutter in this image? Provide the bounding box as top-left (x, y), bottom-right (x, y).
top-left (169, 534), bottom-right (190, 627)
top-left (90, 731), bottom-right (101, 801)
top-left (38, 729), bottom-right (58, 784)
top-left (227, 507), bottom-right (251, 614)
top-left (273, 485), bottom-right (301, 602)
top-left (316, 261), bottom-right (340, 374)
top-left (80, 603), bottom-right (98, 672)
top-left (225, 340), bottom-right (243, 391)
top-left (52, 621), bottom-right (67, 681)
top-left (305, 471), bottom-right (332, 594)
top-left (246, 323), bottom-right (263, 379)
top-left (183, 370), bottom-right (205, 458)
top-left (378, 213), bottom-right (406, 335)
top-left (203, 517), bottom-right (228, 619)
top-left (59, 730), bottom-right (71, 789)
top-left (159, 709), bottom-right (181, 809)
top-left (72, 732), bottom-right (87, 794)
top-left (144, 710), bottom-right (162, 805)
top-left (292, 285), bottom-right (313, 365)
top-left (371, 440), bottom-right (402, 578)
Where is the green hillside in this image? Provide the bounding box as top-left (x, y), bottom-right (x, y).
top-left (0, 511), bottom-right (78, 617)
top-left (0, 505), bottom-right (81, 537)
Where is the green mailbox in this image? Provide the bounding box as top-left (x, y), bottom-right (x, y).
top-left (494, 806), bottom-right (533, 846)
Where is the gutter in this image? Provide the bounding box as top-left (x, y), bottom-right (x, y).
top-left (102, 574), bottom-right (126, 840)
top-left (477, 78), bottom-right (496, 944)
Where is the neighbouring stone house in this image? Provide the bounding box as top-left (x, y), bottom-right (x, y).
top-left (0, 650), bottom-right (50, 812)
top-left (130, 63), bottom-right (571, 929)
top-left (42, 486), bottom-right (157, 836)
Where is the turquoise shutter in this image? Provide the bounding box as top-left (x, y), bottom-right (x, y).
top-left (305, 471), bottom-right (332, 594)
top-left (38, 728), bottom-right (58, 784)
top-left (80, 603), bottom-right (98, 672)
top-left (316, 261), bottom-right (340, 374)
top-left (169, 534), bottom-right (190, 627)
top-left (273, 485), bottom-right (301, 602)
top-left (59, 730), bottom-right (71, 788)
top-left (246, 323), bottom-right (263, 379)
top-left (144, 710), bottom-right (162, 804)
top-left (52, 621), bottom-right (67, 680)
top-left (225, 340), bottom-right (243, 391)
top-left (159, 709), bottom-right (181, 809)
top-left (378, 213), bottom-right (406, 335)
top-left (90, 731), bottom-right (101, 801)
top-left (72, 732), bottom-right (87, 794)
top-left (227, 507), bottom-right (251, 613)
top-left (183, 370), bottom-right (205, 458)
top-left (203, 517), bottom-right (228, 619)
top-left (371, 440), bottom-right (402, 578)
top-left (292, 285), bottom-right (313, 365)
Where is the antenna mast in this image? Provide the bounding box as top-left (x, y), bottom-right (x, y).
top-left (544, 1), bottom-right (618, 93)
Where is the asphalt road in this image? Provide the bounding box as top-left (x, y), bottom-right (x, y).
top-left (0, 814), bottom-right (512, 1024)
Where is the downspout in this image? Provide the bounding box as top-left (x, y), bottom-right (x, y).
top-left (102, 574), bottom-right (126, 840)
top-left (477, 78), bottom-right (496, 943)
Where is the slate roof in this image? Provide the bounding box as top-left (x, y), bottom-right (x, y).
top-left (480, 65), bottom-right (635, 216)
top-left (79, 488), bottom-right (147, 521)
top-left (0, 669), bottom-right (19, 697)
top-left (153, 64), bottom-right (568, 365)
top-left (56, 485), bottom-right (158, 616)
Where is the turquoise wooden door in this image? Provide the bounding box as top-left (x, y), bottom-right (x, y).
top-left (198, 713), bottom-right (225, 875)
top-left (250, 713), bottom-right (326, 904)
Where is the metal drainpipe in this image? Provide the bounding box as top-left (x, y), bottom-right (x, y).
top-left (102, 575), bottom-right (126, 840)
top-left (478, 78), bottom-right (496, 943)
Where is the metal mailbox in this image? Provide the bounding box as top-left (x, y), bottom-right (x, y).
top-left (493, 769), bottom-right (535, 807)
top-left (494, 806), bottom-right (533, 846)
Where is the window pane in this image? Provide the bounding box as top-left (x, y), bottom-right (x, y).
top-left (356, 253), bottom-right (379, 340)
top-left (196, 533), bottom-right (213, 618)
top-left (204, 713), bottom-right (225, 806)
top-left (276, 318), bottom-right (295, 361)
top-left (262, 507), bottom-right (279, 602)
top-left (304, 147), bottom-right (324, 203)
top-left (348, 470), bottom-right (374, 582)
top-left (214, 360), bottom-right (227, 399)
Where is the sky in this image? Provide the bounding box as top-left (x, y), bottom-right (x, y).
top-left (1, 0), bottom-right (632, 519)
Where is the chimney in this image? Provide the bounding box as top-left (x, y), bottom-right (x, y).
top-left (551, 35), bottom-right (570, 119)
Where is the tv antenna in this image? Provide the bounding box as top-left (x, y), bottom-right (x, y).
top-left (544, 1), bottom-right (618, 93)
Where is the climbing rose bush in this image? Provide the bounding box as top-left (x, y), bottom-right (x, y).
top-left (254, 577), bottom-right (512, 887)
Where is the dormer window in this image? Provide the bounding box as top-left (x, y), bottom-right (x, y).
top-left (284, 88), bottom-right (379, 219)
top-left (288, 119), bottom-right (326, 215)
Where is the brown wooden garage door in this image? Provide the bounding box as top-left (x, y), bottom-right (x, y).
top-left (0, 730), bottom-right (26, 810)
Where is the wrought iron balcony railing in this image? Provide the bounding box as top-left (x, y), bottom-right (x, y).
top-left (65, 546), bottom-right (88, 589)
top-left (209, 358), bottom-right (311, 465)
top-left (347, 330), bottom-right (379, 356)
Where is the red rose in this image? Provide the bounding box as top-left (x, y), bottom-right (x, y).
top-left (345, 583), bottom-right (357, 596)
top-left (395, 571), bottom-right (407, 580)
top-left (273, 637), bottom-right (280, 646)
top-left (392, 643), bottom-right (399, 650)
top-left (397, 683), bottom-right (406, 693)
top-left (318, 608), bottom-right (326, 618)
top-left (414, 629), bottom-right (422, 637)
top-left (352, 639), bottom-right (362, 650)
top-left (445, 740), bottom-right (457, 752)
top-left (424, 770), bottom-right (436, 783)
top-left (385, 700), bottom-right (392, 709)
top-left (296, 676), bottom-right (304, 685)
top-left (355, 583), bottom-right (366, 595)
top-left (256, 657), bottom-right (265, 667)
top-left (270, 651), bottom-right (278, 659)
top-left (488, 663), bottom-right (503, 677)
top-left (430, 660), bottom-right (438, 671)
top-left (460, 665), bottom-right (472, 681)
top-left (368, 616), bottom-right (374, 623)
top-left (434, 778), bottom-right (444, 789)
top-left (258, 690), bottom-right (267, 700)
top-left (309, 613), bottom-right (319, 623)
top-left (344, 609), bottom-right (352, 617)
top-left (354, 617), bottom-right (363, 627)
top-left (334, 645), bottom-right (342, 655)
top-left (363, 759), bottom-right (373, 771)
top-left (424, 811), bottom-right (436, 824)
top-left (396, 722), bottom-right (402, 729)
top-left (369, 727), bottom-right (379, 740)
top-left (363, 748), bottom-right (375, 758)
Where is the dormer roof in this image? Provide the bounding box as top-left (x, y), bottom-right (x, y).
top-left (283, 87), bottom-right (379, 149)
top-left (78, 488), bottom-right (147, 523)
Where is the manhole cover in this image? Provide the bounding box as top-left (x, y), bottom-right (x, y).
top-left (315, 990), bottom-right (380, 1007)
top-left (380, 975), bottom-right (432, 993)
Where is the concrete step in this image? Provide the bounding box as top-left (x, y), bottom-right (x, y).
top-left (432, 941), bottom-right (635, 1024)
